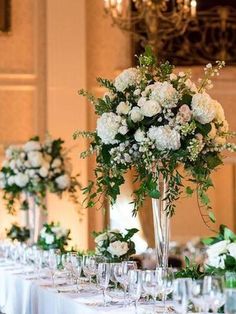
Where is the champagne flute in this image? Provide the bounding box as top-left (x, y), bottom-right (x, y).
top-left (97, 263), bottom-right (111, 307)
top-left (70, 254), bottom-right (83, 292)
top-left (48, 250), bottom-right (59, 288)
top-left (128, 269), bottom-right (142, 314)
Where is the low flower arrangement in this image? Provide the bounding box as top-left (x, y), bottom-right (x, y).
top-left (37, 222), bottom-right (70, 251)
top-left (6, 223), bottom-right (30, 243)
top-left (75, 47), bottom-right (235, 225)
top-left (0, 136), bottom-right (80, 214)
top-left (203, 224), bottom-right (236, 273)
top-left (93, 228), bottom-right (138, 261)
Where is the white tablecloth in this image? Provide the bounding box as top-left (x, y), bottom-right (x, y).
top-left (0, 261), bottom-right (203, 314)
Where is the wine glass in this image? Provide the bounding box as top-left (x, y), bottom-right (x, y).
top-left (114, 261), bottom-right (137, 306)
top-left (82, 255), bottom-right (97, 285)
top-left (204, 276), bottom-right (225, 313)
top-left (172, 278), bottom-right (192, 314)
top-left (128, 269), bottom-right (142, 314)
top-left (70, 254), bottom-right (83, 292)
top-left (142, 269), bottom-right (163, 312)
top-left (157, 267), bottom-right (174, 311)
top-left (110, 262), bottom-right (121, 289)
top-left (97, 263), bottom-right (111, 307)
top-left (48, 250), bottom-right (59, 288)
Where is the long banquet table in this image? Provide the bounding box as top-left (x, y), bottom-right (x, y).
top-left (0, 260), bottom-right (209, 314)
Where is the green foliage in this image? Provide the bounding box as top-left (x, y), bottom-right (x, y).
top-left (6, 223), bottom-right (30, 243)
top-left (175, 257), bottom-right (205, 279)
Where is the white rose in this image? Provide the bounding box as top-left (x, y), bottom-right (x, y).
top-left (134, 129), bottom-right (146, 142)
top-left (116, 101), bottom-right (131, 115)
top-left (9, 160), bottom-right (16, 170)
top-left (118, 126), bottom-right (129, 135)
top-left (207, 255), bottom-right (226, 269)
top-left (149, 82), bottom-right (179, 108)
top-left (14, 173), bottom-right (29, 188)
top-left (51, 158), bottom-right (62, 169)
top-left (23, 140), bottom-right (41, 152)
top-left (170, 73), bottom-right (177, 81)
top-left (191, 93), bottom-right (216, 124)
top-left (114, 68), bottom-right (139, 92)
top-left (213, 136), bottom-right (226, 146)
top-left (95, 233), bottom-right (108, 244)
top-left (140, 99), bottom-right (161, 117)
top-left (130, 107), bottom-right (144, 123)
top-left (39, 167), bottom-right (49, 178)
top-left (7, 176), bottom-right (15, 186)
top-left (55, 174), bottom-right (71, 190)
top-left (227, 243), bottom-right (236, 259)
top-left (207, 240), bottom-right (229, 258)
top-left (208, 123), bottom-right (217, 139)
top-left (28, 151), bottom-right (44, 168)
top-left (148, 126), bottom-right (181, 150)
top-left (27, 169), bottom-right (36, 178)
top-left (45, 234), bottom-right (54, 245)
top-left (107, 241), bottom-right (129, 257)
top-left (97, 112), bottom-right (122, 144)
top-left (5, 146), bottom-right (15, 159)
top-left (213, 100), bottom-right (225, 122)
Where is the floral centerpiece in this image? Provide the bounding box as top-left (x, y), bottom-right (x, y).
top-left (93, 228), bottom-right (138, 261)
top-left (6, 223), bottom-right (30, 243)
top-left (75, 47), bottom-right (235, 267)
top-left (203, 225), bottom-right (236, 273)
top-left (37, 222), bottom-right (70, 251)
top-left (0, 135), bottom-right (80, 214)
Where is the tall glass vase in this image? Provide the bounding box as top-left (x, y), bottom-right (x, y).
top-left (21, 194), bottom-right (46, 244)
top-left (152, 178), bottom-right (170, 269)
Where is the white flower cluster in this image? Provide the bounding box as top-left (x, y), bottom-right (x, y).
top-left (0, 138), bottom-right (71, 192)
top-left (206, 240), bottom-right (236, 269)
top-left (39, 224), bottom-right (69, 245)
top-left (95, 229), bottom-right (130, 258)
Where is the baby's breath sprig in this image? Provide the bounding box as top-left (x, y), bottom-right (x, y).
top-left (198, 61), bottom-right (225, 92)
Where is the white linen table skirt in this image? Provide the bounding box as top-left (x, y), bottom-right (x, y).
top-left (0, 262), bottom-right (215, 314)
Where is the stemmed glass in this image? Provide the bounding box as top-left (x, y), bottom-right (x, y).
top-left (204, 276), bottom-right (225, 313)
top-left (142, 270), bottom-right (163, 312)
top-left (97, 263), bottom-right (111, 307)
top-left (48, 250), bottom-right (59, 288)
top-left (70, 254), bottom-right (83, 292)
top-left (157, 267), bottom-right (174, 312)
top-left (110, 262), bottom-right (120, 289)
top-left (191, 279), bottom-right (211, 313)
top-left (128, 270), bottom-right (142, 314)
top-left (83, 255), bottom-right (97, 285)
top-left (172, 278), bottom-right (192, 314)
top-left (114, 261), bottom-right (137, 306)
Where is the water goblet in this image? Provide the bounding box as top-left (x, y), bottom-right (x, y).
top-left (142, 269), bottom-right (163, 312)
top-left (172, 278), bottom-right (192, 314)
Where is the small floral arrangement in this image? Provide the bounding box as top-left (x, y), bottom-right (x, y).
top-left (6, 223), bottom-right (30, 243)
top-left (93, 228), bottom-right (138, 261)
top-left (75, 47), bottom-right (235, 225)
top-left (0, 135), bottom-right (80, 214)
top-left (203, 225), bottom-right (236, 273)
top-left (37, 222), bottom-right (70, 251)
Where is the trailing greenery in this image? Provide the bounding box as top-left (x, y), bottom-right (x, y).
top-left (6, 223), bottom-right (30, 243)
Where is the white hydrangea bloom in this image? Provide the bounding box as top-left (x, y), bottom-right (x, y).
top-left (116, 101), bottom-right (131, 115)
top-left (207, 240), bottom-right (229, 258)
top-left (140, 99), bottom-right (161, 117)
top-left (227, 242), bottom-right (236, 259)
top-left (148, 126), bottom-right (181, 150)
top-left (129, 107), bottom-right (144, 123)
top-left (14, 173), bottom-right (29, 187)
top-left (28, 151), bottom-right (44, 168)
top-left (114, 68), bottom-right (139, 92)
top-left (191, 93), bottom-right (216, 124)
top-left (7, 176), bottom-right (16, 186)
top-left (149, 82), bottom-right (179, 108)
top-left (107, 240), bottom-right (129, 257)
top-left (134, 129), bottom-right (146, 142)
top-left (97, 112), bottom-right (122, 144)
top-left (55, 174), bottom-right (71, 190)
top-left (23, 140), bottom-right (41, 152)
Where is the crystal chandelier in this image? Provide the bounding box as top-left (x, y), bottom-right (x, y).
top-left (103, 0), bottom-right (198, 53)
